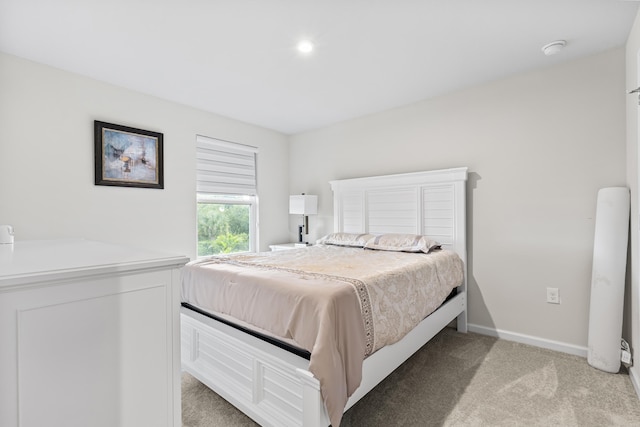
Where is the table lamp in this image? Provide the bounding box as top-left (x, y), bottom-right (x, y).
top-left (289, 194), bottom-right (317, 243)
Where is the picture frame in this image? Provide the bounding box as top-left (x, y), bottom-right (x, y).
top-left (94, 121), bottom-right (164, 189)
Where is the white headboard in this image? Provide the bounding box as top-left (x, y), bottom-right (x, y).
top-left (329, 167), bottom-right (468, 264)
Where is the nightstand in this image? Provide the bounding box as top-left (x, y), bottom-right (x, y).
top-left (269, 243), bottom-right (311, 251)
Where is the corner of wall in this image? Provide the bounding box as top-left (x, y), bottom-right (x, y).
top-left (626, 6), bottom-right (640, 401)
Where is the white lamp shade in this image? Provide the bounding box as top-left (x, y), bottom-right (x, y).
top-left (289, 195), bottom-right (318, 215)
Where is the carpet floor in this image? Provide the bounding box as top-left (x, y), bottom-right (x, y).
top-left (182, 327), bottom-right (640, 426)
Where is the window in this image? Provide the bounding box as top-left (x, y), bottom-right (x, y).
top-left (196, 135), bottom-right (258, 257)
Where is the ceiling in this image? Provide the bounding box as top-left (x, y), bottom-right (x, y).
top-left (0, 1), bottom-right (638, 135)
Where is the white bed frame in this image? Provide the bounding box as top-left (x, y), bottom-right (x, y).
top-left (181, 167), bottom-right (468, 427)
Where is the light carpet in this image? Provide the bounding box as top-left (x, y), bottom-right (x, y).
top-left (182, 327), bottom-right (640, 426)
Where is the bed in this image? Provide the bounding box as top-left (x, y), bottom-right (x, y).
top-left (180, 167), bottom-right (468, 427)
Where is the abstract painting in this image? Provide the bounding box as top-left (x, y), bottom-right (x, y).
top-left (94, 121), bottom-right (164, 189)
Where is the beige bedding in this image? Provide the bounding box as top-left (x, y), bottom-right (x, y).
top-left (181, 245), bottom-right (464, 427)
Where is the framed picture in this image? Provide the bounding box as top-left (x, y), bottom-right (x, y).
top-left (94, 121), bottom-right (164, 189)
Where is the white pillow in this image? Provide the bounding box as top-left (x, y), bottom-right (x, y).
top-left (316, 233), bottom-right (375, 248)
top-left (364, 234), bottom-right (441, 253)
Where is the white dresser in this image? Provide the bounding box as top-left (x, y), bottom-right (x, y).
top-left (0, 239), bottom-right (189, 427)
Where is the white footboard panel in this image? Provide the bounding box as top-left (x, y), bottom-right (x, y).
top-left (181, 308), bottom-right (330, 427)
top-left (181, 289), bottom-right (466, 427)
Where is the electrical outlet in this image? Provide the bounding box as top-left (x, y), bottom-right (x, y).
top-left (546, 287), bottom-right (560, 304)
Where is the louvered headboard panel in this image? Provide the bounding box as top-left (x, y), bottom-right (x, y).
top-left (330, 167), bottom-right (468, 263)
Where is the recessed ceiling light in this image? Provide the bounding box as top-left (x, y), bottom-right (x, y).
top-left (297, 40), bottom-right (314, 54)
top-left (542, 40), bottom-right (566, 56)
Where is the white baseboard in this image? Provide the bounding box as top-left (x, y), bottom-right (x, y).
top-left (468, 323), bottom-right (588, 358)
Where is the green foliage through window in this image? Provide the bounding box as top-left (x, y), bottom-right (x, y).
top-left (197, 203), bottom-right (250, 256)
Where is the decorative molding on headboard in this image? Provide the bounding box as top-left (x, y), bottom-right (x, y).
top-left (330, 167), bottom-right (468, 191)
top-left (329, 167), bottom-right (468, 262)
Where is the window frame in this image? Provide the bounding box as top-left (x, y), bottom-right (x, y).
top-left (196, 193), bottom-right (258, 257)
top-left (195, 135), bottom-right (259, 257)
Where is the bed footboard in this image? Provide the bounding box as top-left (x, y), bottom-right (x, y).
top-left (181, 289), bottom-right (466, 427)
top-left (181, 307), bottom-right (330, 427)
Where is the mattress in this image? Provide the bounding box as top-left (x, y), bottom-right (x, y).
top-left (181, 244), bottom-right (464, 426)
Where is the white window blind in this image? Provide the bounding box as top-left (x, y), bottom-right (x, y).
top-left (196, 135), bottom-right (258, 195)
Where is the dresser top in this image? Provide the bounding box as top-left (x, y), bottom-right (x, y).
top-left (0, 239), bottom-right (189, 288)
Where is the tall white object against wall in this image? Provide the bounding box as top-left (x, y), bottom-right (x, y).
top-left (587, 187), bottom-right (630, 373)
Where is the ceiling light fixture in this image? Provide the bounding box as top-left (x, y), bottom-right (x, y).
top-left (541, 40), bottom-right (566, 56)
top-left (297, 40), bottom-right (314, 54)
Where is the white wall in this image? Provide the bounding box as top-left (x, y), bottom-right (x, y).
top-left (290, 48), bottom-right (627, 350)
top-left (0, 45), bottom-right (630, 356)
top-left (0, 52), bottom-right (291, 259)
top-left (626, 8), bottom-right (640, 391)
